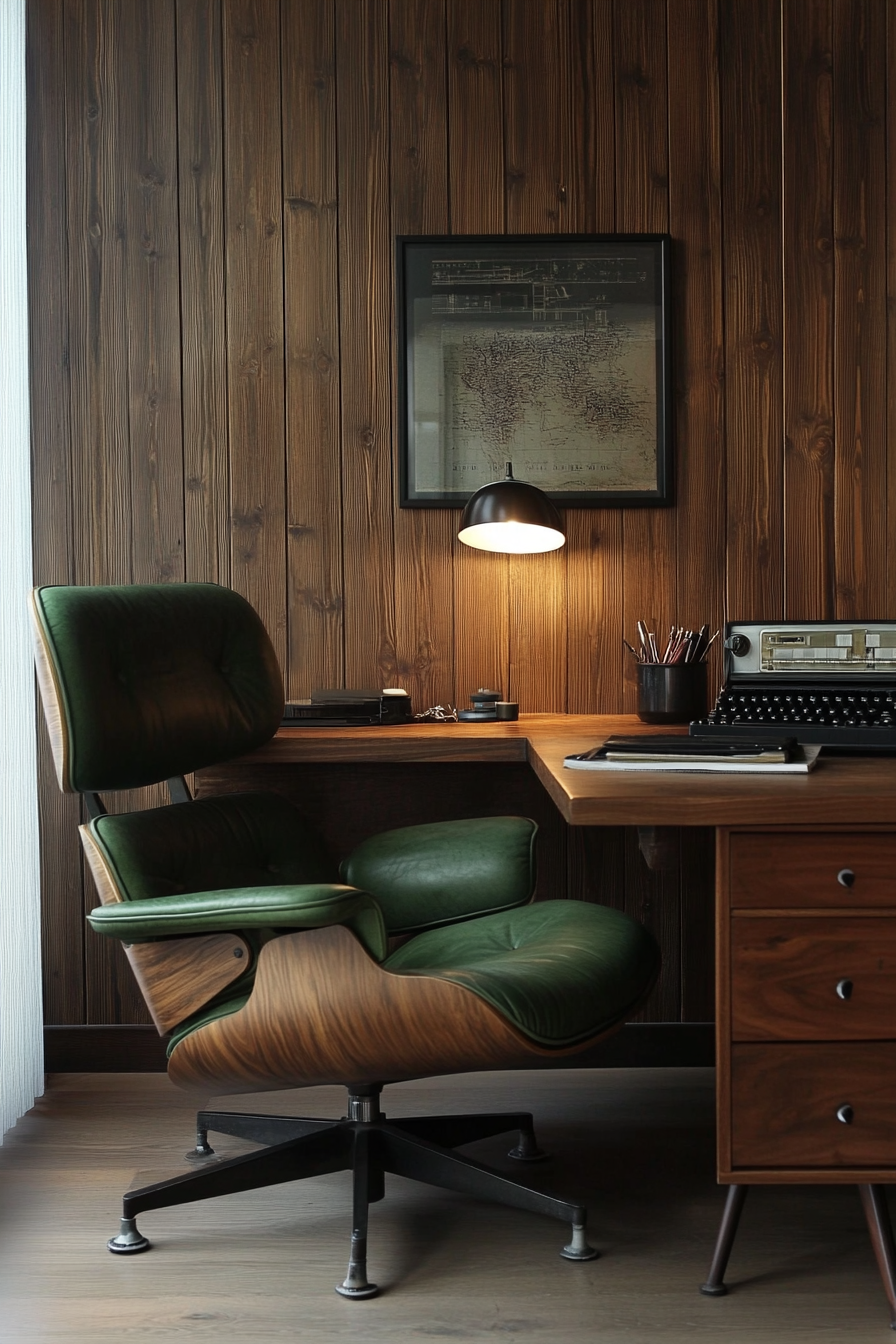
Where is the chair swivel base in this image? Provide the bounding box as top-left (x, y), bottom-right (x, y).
top-left (108, 1084), bottom-right (598, 1296)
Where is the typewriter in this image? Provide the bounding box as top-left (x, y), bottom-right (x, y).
top-left (689, 621), bottom-right (896, 753)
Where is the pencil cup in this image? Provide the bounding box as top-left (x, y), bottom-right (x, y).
top-left (637, 662), bottom-right (707, 724)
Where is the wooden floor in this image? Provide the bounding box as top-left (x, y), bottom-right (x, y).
top-left (0, 1068), bottom-right (891, 1341)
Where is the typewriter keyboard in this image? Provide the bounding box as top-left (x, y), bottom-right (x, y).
top-left (692, 685), bottom-right (896, 749)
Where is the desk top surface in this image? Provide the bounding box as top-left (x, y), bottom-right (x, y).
top-left (230, 714), bottom-right (896, 828)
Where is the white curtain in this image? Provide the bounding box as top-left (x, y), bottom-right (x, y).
top-left (0, 0), bottom-right (44, 1138)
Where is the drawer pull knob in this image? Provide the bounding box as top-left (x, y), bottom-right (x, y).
top-left (836, 1104), bottom-right (855, 1125)
top-left (836, 978), bottom-right (853, 1001)
top-left (837, 868), bottom-right (856, 889)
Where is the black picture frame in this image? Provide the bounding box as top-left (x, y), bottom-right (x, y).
top-left (397, 233), bottom-right (673, 508)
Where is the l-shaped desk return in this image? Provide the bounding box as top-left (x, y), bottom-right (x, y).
top-left (209, 712), bottom-right (896, 827)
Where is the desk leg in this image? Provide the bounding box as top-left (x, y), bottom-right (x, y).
top-left (700, 1184), bottom-right (748, 1297)
top-left (859, 1185), bottom-right (896, 1328)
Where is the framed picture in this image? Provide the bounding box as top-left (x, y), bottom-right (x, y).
top-left (397, 233), bottom-right (672, 507)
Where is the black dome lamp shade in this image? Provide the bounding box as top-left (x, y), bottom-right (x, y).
top-left (457, 463), bottom-right (566, 554)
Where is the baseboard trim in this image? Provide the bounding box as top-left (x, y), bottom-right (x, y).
top-left (553, 1022), bottom-right (714, 1069)
top-left (44, 1025), bottom-right (169, 1073)
top-left (44, 1022), bottom-right (714, 1074)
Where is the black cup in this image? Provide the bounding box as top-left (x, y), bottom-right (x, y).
top-left (637, 662), bottom-right (707, 724)
top-left (495, 701), bottom-right (519, 721)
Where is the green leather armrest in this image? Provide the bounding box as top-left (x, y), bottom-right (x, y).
top-left (339, 816), bottom-right (537, 935)
top-left (86, 884), bottom-right (387, 961)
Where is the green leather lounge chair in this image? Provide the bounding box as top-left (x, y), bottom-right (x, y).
top-left (30, 581), bottom-right (660, 1298)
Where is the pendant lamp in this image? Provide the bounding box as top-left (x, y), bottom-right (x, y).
top-left (457, 463), bottom-right (566, 554)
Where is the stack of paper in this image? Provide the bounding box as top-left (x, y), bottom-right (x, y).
top-left (564, 736), bottom-right (822, 774)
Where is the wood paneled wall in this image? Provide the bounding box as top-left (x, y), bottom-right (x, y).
top-left (27, 0), bottom-right (896, 1030)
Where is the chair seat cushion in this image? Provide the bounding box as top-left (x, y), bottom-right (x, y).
top-left (383, 900), bottom-right (659, 1047)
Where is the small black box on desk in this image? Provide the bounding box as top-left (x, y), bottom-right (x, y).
top-left (281, 689), bottom-right (412, 728)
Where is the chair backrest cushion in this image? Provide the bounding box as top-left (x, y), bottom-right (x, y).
top-left (88, 792), bottom-right (337, 902)
top-left (31, 583), bottom-right (284, 792)
top-left (339, 816), bottom-right (537, 934)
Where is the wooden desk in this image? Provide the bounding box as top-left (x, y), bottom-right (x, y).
top-left (209, 712), bottom-right (896, 1037)
top-left (206, 720), bottom-right (896, 1317)
top-left (228, 712), bottom-right (896, 826)
top-left (208, 716), bottom-right (896, 1315)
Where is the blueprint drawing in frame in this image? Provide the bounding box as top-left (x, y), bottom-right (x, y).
top-left (397, 234), bottom-right (673, 507)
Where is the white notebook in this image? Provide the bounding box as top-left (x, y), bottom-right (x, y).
top-left (563, 743), bottom-right (823, 774)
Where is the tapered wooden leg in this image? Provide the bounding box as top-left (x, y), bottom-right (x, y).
top-left (859, 1185), bottom-right (896, 1328)
top-left (700, 1184), bottom-right (748, 1297)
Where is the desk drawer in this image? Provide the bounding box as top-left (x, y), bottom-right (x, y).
top-left (731, 916), bottom-right (896, 1040)
top-left (731, 1043), bottom-right (896, 1168)
top-left (729, 833), bottom-right (896, 909)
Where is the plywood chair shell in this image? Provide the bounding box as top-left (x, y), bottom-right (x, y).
top-left (79, 824), bottom-right (124, 905)
top-left (80, 822), bottom-right (251, 1034)
top-left (125, 934), bottom-right (252, 1035)
top-left (167, 924), bottom-right (613, 1095)
top-left (29, 589), bottom-right (73, 793)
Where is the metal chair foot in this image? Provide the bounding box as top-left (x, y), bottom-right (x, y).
top-left (184, 1122), bottom-right (216, 1161)
top-left (108, 1216), bottom-right (151, 1254)
top-left (560, 1221), bottom-right (599, 1261)
top-left (335, 1234), bottom-right (378, 1299)
top-left (700, 1281), bottom-right (728, 1297)
top-left (507, 1127), bottom-right (548, 1162)
top-left (184, 1144), bottom-right (217, 1162)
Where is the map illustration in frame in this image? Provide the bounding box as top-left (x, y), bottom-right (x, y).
top-left (397, 234), bottom-right (672, 507)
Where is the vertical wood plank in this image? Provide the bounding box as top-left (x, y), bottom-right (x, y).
top-left (679, 827), bottom-right (715, 1021)
top-left (613, 0), bottom-right (668, 229)
top-left (667, 0), bottom-right (723, 1016)
top-left (177, 0), bottom-right (230, 587)
top-left (502, 0), bottom-right (568, 712)
top-left (614, 0), bottom-right (675, 714)
top-left (565, 0), bottom-right (624, 716)
top-left (120, 0), bottom-right (185, 585)
top-left (613, 0), bottom-right (677, 1009)
top-left (390, 0), bottom-right (456, 712)
top-left (561, 0), bottom-right (628, 909)
top-left (62, 0), bottom-right (150, 1022)
top-left (447, 0), bottom-right (510, 706)
top-left (503, 0), bottom-right (572, 233)
top-left (832, 0), bottom-right (888, 618)
top-left (783, 1), bottom-right (834, 619)
top-left (447, 0), bottom-right (504, 234)
top-left (223, 0), bottom-right (287, 666)
top-left (720, 0), bottom-right (784, 620)
top-left (64, 0), bottom-right (132, 586)
top-left (282, 0), bottom-right (344, 699)
top-left (567, 824), bottom-right (626, 911)
top-left (888, 0), bottom-right (896, 616)
top-left (336, 0), bottom-right (397, 688)
top-left (668, 0), bottom-right (724, 684)
top-left (626, 828), bottom-right (681, 1023)
top-left (27, 0), bottom-right (85, 1025)
top-left (28, 0), bottom-right (74, 594)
